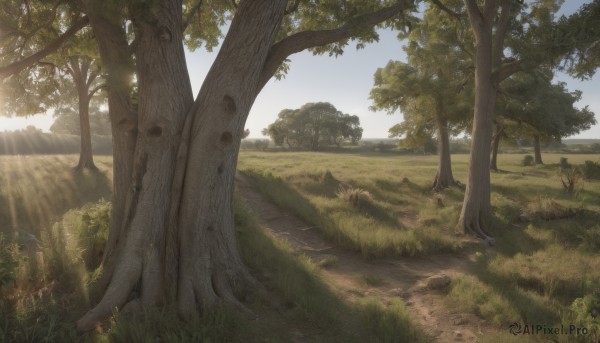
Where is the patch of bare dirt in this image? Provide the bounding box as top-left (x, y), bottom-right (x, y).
top-left (236, 174), bottom-right (501, 342)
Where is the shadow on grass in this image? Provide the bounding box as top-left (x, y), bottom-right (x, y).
top-left (472, 257), bottom-right (559, 325)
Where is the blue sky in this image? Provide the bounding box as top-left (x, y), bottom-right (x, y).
top-left (1, 0), bottom-right (599, 140)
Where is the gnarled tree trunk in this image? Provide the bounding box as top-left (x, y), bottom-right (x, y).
top-left (533, 134), bottom-right (543, 164)
top-left (76, 0), bottom-right (288, 331)
top-left (432, 108), bottom-right (456, 191)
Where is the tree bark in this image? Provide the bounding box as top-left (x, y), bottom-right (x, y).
top-left (490, 122), bottom-right (504, 172)
top-left (533, 134), bottom-right (543, 164)
top-left (76, 0), bottom-right (288, 330)
top-left (432, 106), bottom-right (456, 191)
top-left (83, 2), bottom-right (137, 300)
top-left (458, 0), bottom-right (507, 240)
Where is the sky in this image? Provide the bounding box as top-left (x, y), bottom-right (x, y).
top-left (1, 0), bottom-right (599, 140)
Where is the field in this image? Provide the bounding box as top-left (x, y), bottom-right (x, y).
top-left (1, 151), bottom-right (600, 342)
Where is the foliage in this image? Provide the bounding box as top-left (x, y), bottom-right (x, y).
top-left (0, 233), bottom-right (18, 290)
top-left (263, 102), bottom-right (362, 150)
top-left (521, 154), bottom-right (534, 166)
top-left (558, 167), bottom-right (584, 195)
top-left (370, 0), bottom-right (473, 151)
top-left (582, 160), bottom-right (600, 180)
top-left (50, 104), bottom-right (111, 136)
top-left (560, 157), bottom-right (571, 168)
top-left (67, 200), bottom-right (111, 271)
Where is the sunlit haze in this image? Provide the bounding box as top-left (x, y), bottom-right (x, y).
top-left (1, 1), bottom-right (598, 140)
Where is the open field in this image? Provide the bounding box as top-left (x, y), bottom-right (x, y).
top-left (1, 152), bottom-right (599, 342)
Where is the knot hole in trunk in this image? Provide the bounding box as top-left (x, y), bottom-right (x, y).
top-left (147, 126), bottom-right (163, 138)
top-left (222, 95), bottom-right (237, 117)
top-left (220, 131), bottom-right (233, 146)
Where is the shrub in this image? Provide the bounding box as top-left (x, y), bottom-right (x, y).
top-left (336, 185), bottom-right (373, 207)
top-left (582, 160), bottom-right (600, 180)
top-left (558, 167), bottom-right (584, 195)
top-left (71, 200), bottom-right (111, 271)
top-left (0, 233), bottom-right (19, 291)
top-left (522, 155), bottom-right (534, 166)
top-left (521, 197), bottom-right (576, 221)
top-left (560, 157), bottom-right (570, 169)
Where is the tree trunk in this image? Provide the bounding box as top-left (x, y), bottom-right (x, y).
top-left (533, 134), bottom-right (543, 164)
top-left (432, 109), bottom-right (456, 191)
top-left (83, 2), bottom-right (138, 302)
top-left (76, 0), bottom-right (288, 331)
top-left (72, 61), bottom-right (97, 171)
top-left (490, 122), bottom-right (504, 172)
top-left (458, 3), bottom-right (496, 239)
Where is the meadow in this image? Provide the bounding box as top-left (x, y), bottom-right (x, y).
top-left (0, 151), bottom-right (599, 342)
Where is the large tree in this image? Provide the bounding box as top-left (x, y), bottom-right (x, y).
top-left (0, 1), bottom-right (105, 171)
top-left (370, 1), bottom-right (473, 191)
top-left (0, 0), bottom-right (416, 330)
top-left (494, 69), bottom-right (596, 167)
top-left (455, 0), bottom-right (564, 239)
top-left (263, 102), bottom-right (363, 150)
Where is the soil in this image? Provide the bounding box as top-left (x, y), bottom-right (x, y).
top-left (237, 174), bottom-right (501, 342)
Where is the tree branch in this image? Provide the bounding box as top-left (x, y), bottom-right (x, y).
top-left (429, 0), bottom-right (462, 21)
top-left (87, 63), bottom-right (101, 88)
top-left (494, 59), bottom-right (522, 83)
top-left (464, 0), bottom-right (483, 26)
top-left (483, 0), bottom-right (497, 22)
top-left (0, 16), bottom-right (89, 80)
top-left (182, 0), bottom-right (203, 32)
top-left (258, 1), bottom-right (410, 91)
top-left (88, 83), bottom-right (106, 98)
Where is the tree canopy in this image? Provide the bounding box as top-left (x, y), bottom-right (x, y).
top-left (263, 102), bottom-right (362, 150)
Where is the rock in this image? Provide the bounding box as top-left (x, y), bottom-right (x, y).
top-left (454, 330), bottom-right (463, 341)
top-left (426, 274), bottom-right (451, 290)
top-left (387, 288), bottom-right (403, 297)
top-left (400, 291), bottom-right (411, 299)
top-left (452, 316), bottom-right (467, 325)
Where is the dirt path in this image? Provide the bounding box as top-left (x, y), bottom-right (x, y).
top-left (237, 174), bottom-right (499, 342)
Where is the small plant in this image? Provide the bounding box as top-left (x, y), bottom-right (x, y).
top-left (582, 160), bottom-right (600, 180)
top-left (560, 157), bottom-right (570, 169)
top-left (336, 184), bottom-right (373, 207)
top-left (521, 197), bottom-right (576, 221)
top-left (558, 167), bottom-right (584, 195)
top-left (0, 233), bottom-right (19, 291)
top-left (522, 155), bottom-right (534, 166)
top-left (317, 255), bottom-right (338, 269)
top-left (361, 274), bottom-right (384, 287)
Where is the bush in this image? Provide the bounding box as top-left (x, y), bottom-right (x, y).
top-left (336, 185), bottom-right (373, 207)
top-left (0, 234), bottom-right (19, 291)
top-left (560, 157), bottom-right (570, 169)
top-left (522, 155), bottom-right (534, 166)
top-left (582, 160), bottom-right (600, 180)
top-left (71, 200), bottom-right (111, 271)
top-left (558, 167), bottom-right (584, 195)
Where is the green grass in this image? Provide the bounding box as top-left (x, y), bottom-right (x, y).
top-left (238, 151), bottom-right (600, 340)
top-left (0, 154), bottom-right (427, 342)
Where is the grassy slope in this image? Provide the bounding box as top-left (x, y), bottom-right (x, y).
top-left (238, 151), bottom-right (600, 342)
top-left (0, 154), bottom-right (426, 342)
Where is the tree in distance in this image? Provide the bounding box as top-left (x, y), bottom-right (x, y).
top-left (370, 0), bottom-right (474, 191)
top-left (0, 3), bottom-right (106, 171)
top-left (1, 0), bottom-right (416, 330)
top-left (262, 102), bottom-right (363, 150)
top-left (492, 69), bottom-right (596, 169)
top-left (50, 103), bottom-right (111, 137)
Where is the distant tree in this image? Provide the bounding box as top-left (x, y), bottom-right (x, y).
top-left (50, 104), bottom-right (111, 137)
top-left (494, 69), bottom-right (596, 167)
top-left (263, 102), bottom-right (362, 151)
top-left (370, 1), bottom-right (473, 191)
top-left (241, 128), bottom-right (250, 139)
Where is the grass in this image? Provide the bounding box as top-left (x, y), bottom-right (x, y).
top-left (238, 151), bottom-right (600, 341)
top-left (0, 154), bottom-right (427, 342)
